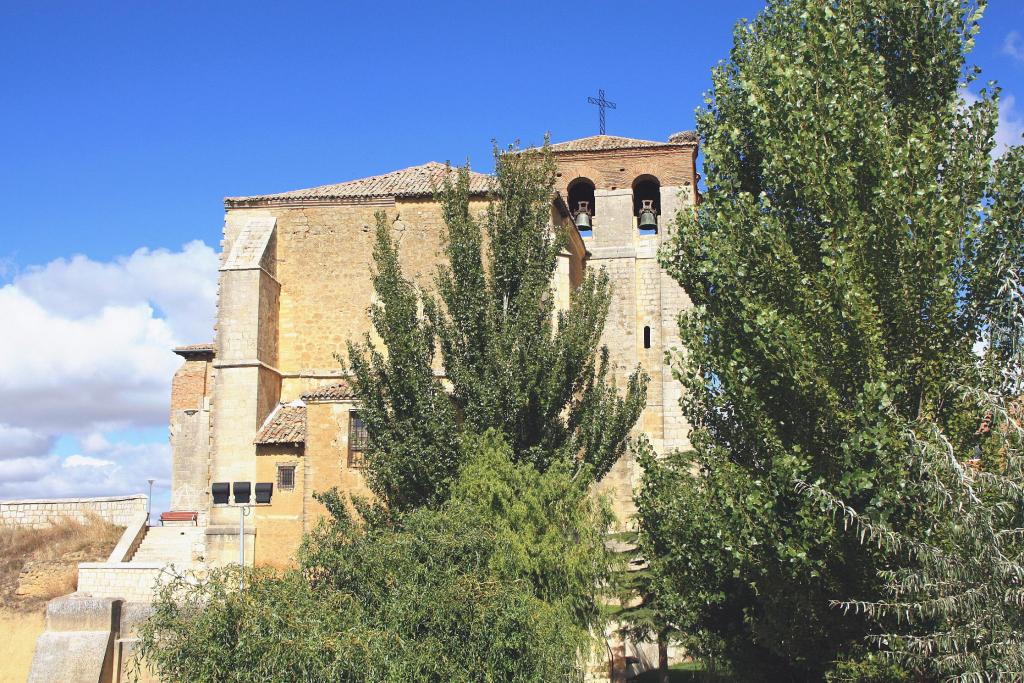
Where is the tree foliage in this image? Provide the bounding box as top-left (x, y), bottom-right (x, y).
top-left (802, 253), bottom-right (1024, 681)
top-left (638, 0), bottom-right (1022, 679)
top-left (136, 432), bottom-right (611, 683)
top-left (607, 439), bottom-right (680, 683)
top-left (347, 144), bottom-right (647, 510)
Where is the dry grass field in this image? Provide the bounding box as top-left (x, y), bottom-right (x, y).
top-left (0, 518), bottom-right (123, 683)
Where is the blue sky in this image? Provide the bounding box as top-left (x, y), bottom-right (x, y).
top-left (3, 0), bottom-right (1023, 264)
top-left (1, 1), bottom-right (1023, 513)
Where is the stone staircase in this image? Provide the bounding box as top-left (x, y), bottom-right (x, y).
top-left (127, 526), bottom-right (203, 566)
top-left (28, 517), bottom-right (203, 681)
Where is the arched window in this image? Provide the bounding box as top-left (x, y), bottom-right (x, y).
top-left (643, 325), bottom-right (652, 349)
top-left (567, 177), bottom-right (596, 238)
top-left (633, 175), bottom-right (661, 235)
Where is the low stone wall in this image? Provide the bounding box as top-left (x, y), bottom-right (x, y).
top-left (27, 594), bottom-right (121, 683)
top-left (106, 513), bottom-right (150, 562)
top-left (0, 494), bottom-right (147, 529)
top-left (77, 563), bottom-right (170, 603)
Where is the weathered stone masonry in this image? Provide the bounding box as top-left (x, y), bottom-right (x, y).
top-left (26, 133), bottom-right (700, 683)
top-left (0, 495), bottom-right (147, 529)
top-left (164, 135), bottom-right (699, 564)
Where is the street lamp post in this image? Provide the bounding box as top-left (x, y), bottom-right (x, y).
top-left (147, 478), bottom-right (155, 526)
top-left (239, 504), bottom-right (252, 589)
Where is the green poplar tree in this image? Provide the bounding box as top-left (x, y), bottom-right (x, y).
top-left (347, 144), bottom-right (647, 511)
top-left (802, 158), bottom-right (1024, 681)
top-left (637, 0), bottom-right (1022, 679)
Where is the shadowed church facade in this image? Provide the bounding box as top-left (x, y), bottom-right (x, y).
top-left (167, 133), bottom-right (699, 567)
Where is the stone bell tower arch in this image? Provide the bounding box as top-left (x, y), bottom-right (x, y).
top-left (549, 132), bottom-right (699, 524)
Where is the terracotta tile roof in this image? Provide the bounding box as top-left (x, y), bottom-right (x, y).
top-left (544, 133), bottom-right (697, 153)
top-left (301, 381), bottom-right (357, 402)
top-left (254, 402), bottom-right (306, 445)
top-left (173, 342), bottom-right (215, 358)
top-left (225, 162), bottom-right (491, 207)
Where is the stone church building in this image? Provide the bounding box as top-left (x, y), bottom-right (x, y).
top-left (167, 132), bottom-right (698, 568)
top-left (27, 133), bottom-right (699, 683)
top-left (25, 132), bottom-right (700, 683)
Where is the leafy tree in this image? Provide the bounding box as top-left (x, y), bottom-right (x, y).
top-left (136, 431), bottom-right (611, 683)
top-left (608, 440), bottom-right (682, 683)
top-left (802, 243), bottom-right (1024, 680)
top-left (347, 144), bottom-right (647, 510)
top-left (608, 537), bottom-right (677, 683)
top-left (638, 0), bottom-right (1021, 679)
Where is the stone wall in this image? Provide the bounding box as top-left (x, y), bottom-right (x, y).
top-left (552, 145), bottom-right (698, 201)
top-left (207, 199), bottom-right (478, 528)
top-left (76, 563), bottom-right (169, 603)
top-left (170, 354), bottom-right (211, 411)
top-left (190, 139), bottom-right (693, 554)
top-left (27, 594), bottom-right (121, 683)
top-left (28, 594), bottom-right (162, 683)
top-left (559, 143), bottom-right (697, 526)
top-left (209, 213), bottom-right (282, 525)
top-left (0, 495), bottom-right (146, 529)
top-left (268, 198), bottom-right (488, 378)
top-left (253, 442), bottom-right (305, 568)
top-left (169, 352), bottom-right (213, 515)
top-left (249, 398), bottom-right (375, 567)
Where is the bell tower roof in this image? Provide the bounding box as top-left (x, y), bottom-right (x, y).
top-left (545, 133), bottom-right (696, 154)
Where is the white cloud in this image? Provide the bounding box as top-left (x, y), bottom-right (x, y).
top-left (81, 432), bottom-right (111, 453)
top-left (64, 454), bottom-right (115, 468)
top-left (0, 241), bottom-right (216, 504)
top-left (0, 289), bottom-right (180, 431)
top-left (1004, 31), bottom-right (1024, 63)
top-left (0, 438), bottom-right (170, 502)
top-left (2, 456), bottom-right (59, 484)
top-left (0, 423), bottom-right (55, 460)
top-left (994, 94), bottom-right (1024, 154)
top-left (13, 240), bottom-right (218, 342)
top-left (0, 242), bottom-right (217, 434)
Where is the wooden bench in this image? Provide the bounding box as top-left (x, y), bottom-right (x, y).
top-left (160, 511), bottom-right (199, 525)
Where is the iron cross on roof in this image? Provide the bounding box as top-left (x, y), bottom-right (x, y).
top-left (587, 89), bottom-right (616, 135)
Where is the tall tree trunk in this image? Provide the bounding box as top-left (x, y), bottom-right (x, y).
top-left (658, 630), bottom-right (669, 683)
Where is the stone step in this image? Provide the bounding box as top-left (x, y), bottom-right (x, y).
top-left (127, 526), bottom-right (203, 564)
top-left (131, 552), bottom-right (191, 561)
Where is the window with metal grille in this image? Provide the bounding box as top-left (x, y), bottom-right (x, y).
top-left (277, 465), bottom-right (296, 490)
top-left (349, 411), bottom-right (369, 468)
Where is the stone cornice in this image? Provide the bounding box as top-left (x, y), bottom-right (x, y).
top-left (224, 196), bottom-right (398, 210)
top-left (217, 264), bottom-right (281, 286)
top-left (212, 359), bottom-right (282, 375)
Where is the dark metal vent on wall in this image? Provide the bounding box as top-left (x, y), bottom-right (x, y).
top-left (255, 483), bottom-right (273, 504)
top-left (211, 482), bottom-right (230, 505)
top-left (233, 481), bottom-right (251, 505)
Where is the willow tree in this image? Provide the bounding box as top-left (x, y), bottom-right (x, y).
top-left (347, 144), bottom-right (647, 511)
top-left (638, 0), bottom-right (1022, 679)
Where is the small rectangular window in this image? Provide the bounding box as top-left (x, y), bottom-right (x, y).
top-left (277, 466), bottom-right (296, 490)
top-left (349, 411), bottom-right (369, 469)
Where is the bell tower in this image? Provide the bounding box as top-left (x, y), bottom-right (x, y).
top-left (549, 132), bottom-right (699, 523)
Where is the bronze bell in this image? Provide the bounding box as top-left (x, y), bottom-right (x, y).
top-left (574, 200), bottom-right (592, 231)
top-left (638, 199), bottom-right (658, 232)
